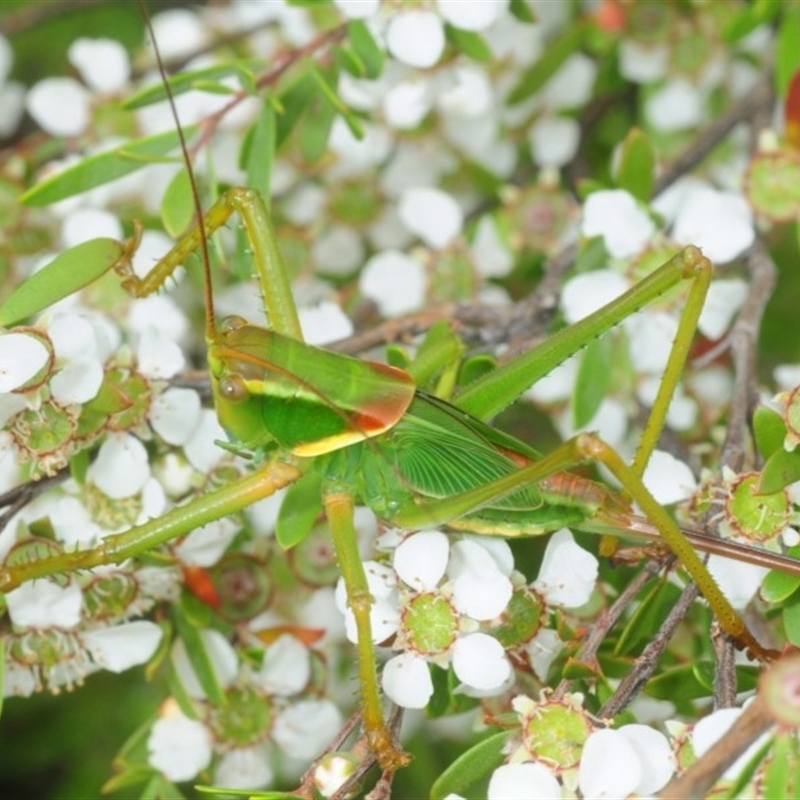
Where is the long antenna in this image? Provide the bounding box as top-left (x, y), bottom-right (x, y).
top-left (138, 1), bottom-right (217, 340)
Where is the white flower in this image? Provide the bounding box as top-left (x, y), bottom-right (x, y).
top-left (672, 187), bottom-right (754, 263)
top-left (135, 326), bottom-right (186, 379)
top-left (384, 79), bottom-right (434, 130)
top-left (393, 530), bottom-right (450, 591)
top-left (0, 333), bottom-right (50, 392)
top-left (528, 115), bottom-right (580, 168)
top-left (62, 208), bottom-right (123, 247)
top-left (437, 0), bottom-right (507, 31)
top-left (533, 529), bottom-right (598, 608)
top-left (27, 78), bottom-right (90, 137)
top-left (359, 249), bottom-right (427, 316)
top-left (578, 728), bottom-right (642, 798)
top-left (148, 388), bottom-right (203, 446)
top-left (299, 301), bottom-right (354, 345)
top-left (386, 10), bottom-right (445, 69)
top-left (488, 762), bottom-right (561, 800)
top-left (472, 215), bottom-right (513, 278)
top-left (215, 745), bottom-right (273, 790)
top-left (272, 699), bottom-right (343, 760)
top-left (6, 580), bottom-right (83, 629)
top-left (619, 41), bottom-right (668, 83)
top-left (438, 66), bottom-right (493, 117)
top-left (311, 227), bottom-right (365, 277)
top-left (251, 634), bottom-right (311, 696)
top-left (147, 702), bottom-right (213, 782)
top-left (646, 78), bottom-right (703, 132)
top-left (50, 356), bottom-right (104, 405)
top-left (174, 517), bottom-right (240, 567)
top-left (183, 409), bottom-right (228, 473)
top-left (88, 433), bottom-right (151, 500)
top-left (642, 450), bottom-right (698, 505)
top-left (581, 189), bottom-right (655, 258)
top-left (382, 650), bottom-right (434, 708)
top-left (68, 37), bottom-right (131, 94)
top-left (448, 538), bottom-right (513, 621)
top-left (452, 632), bottom-right (512, 691)
top-left (561, 269), bottom-right (631, 325)
top-left (399, 187), bottom-right (463, 249)
top-left (82, 621), bottom-right (162, 672)
top-left (699, 278), bottom-right (747, 340)
top-left (333, 0), bottom-right (381, 20)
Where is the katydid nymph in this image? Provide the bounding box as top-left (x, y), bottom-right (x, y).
top-left (2, 8), bottom-right (799, 788)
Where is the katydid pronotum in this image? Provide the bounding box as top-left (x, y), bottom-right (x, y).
top-left (0, 9), bottom-right (798, 787)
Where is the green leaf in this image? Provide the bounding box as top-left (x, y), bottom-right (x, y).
top-left (299, 96), bottom-right (337, 163)
top-left (161, 168), bottom-right (194, 238)
top-left (276, 471), bottom-right (324, 549)
top-left (724, 0), bottom-right (781, 43)
top-left (445, 24), bottom-right (492, 62)
top-left (242, 101), bottom-right (276, 201)
top-left (758, 447), bottom-right (800, 494)
top-left (430, 731), bottom-right (507, 800)
top-left (0, 238), bottom-right (126, 326)
top-left (508, 23), bottom-right (586, 104)
top-left (21, 128), bottom-right (198, 206)
top-left (762, 558), bottom-right (800, 604)
top-left (333, 44), bottom-right (366, 78)
top-left (572, 334), bottom-right (614, 429)
top-left (122, 61), bottom-right (261, 109)
top-left (784, 595), bottom-right (800, 646)
top-left (753, 404), bottom-right (788, 460)
top-left (614, 128), bottom-right (656, 202)
top-left (275, 72), bottom-right (316, 150)
top-left (310, 64), bottom-right (363, 139)
top-left (173, 600), bottom-right (227, 706)
top-left (777, 7), bottom-right (800, 97)
top-left (348, 20), bottom-right (384, 79)
top-left (509, 0), bottom-right (536, 22)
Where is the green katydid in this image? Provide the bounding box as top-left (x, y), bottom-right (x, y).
top-left (1, 12), bottom-right (798, 781)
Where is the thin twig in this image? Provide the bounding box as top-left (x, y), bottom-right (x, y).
top-left (552, 556), bottom-right (669, 702)
top-left (600, 581), bottom-right (701, 719)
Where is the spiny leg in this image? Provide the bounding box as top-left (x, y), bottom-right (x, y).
top-left (0, 460), bottom-right (303, 593)
top-left (117, 186), bottom-right (302, 341)
top-left (390, 433), bottom-right (776, 663)
top-left (323, 490), bottom-right (410, 772)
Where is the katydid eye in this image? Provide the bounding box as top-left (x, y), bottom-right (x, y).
top-left (219, 374), bottom-right (248, 402)
top-left (221, 315), bottom-right (247, 332)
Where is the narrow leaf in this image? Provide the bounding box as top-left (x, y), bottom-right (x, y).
top-left (508, 23), bottom-right (585, 104)
top-left (161, 168), bottom-right (195, 238)
top-left (276, 471), bottom-right (324, 549)
top-left (0, 238), bottom-right (126, 326)
top-left (348, 20), bottom-right (384, 79)
top-left (123, 61), bottom-right (261, 109)
top-left (777, 7), bottom-right (800, 99)
top-left (242, 101), bottom-right (276, 201)
top-left (615, 128), bottom-right (656, 202)
top-left (21, 128), bottom-right (197, 206)
top-left (173, 600), bottom-right (227, 706)
top-left (572, 334), bottom-right (614, 429)
top-left (430, 732), bottom-right (507, 800)
top-left (445, 25), bottom-right (492, 62)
